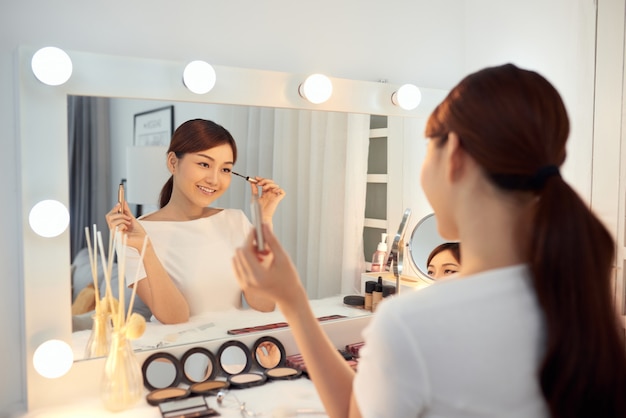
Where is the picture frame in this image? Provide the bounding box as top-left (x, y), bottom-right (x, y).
top-left (133, 105), bottom-right (174, 146)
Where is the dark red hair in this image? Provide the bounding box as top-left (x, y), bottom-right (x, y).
top-left (158, 119), bottom-right (237, 208)
top-left (426, 64), bottom-right (626, 417)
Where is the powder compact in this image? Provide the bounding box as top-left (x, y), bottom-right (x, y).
top-left (252, 336), bottom-right (302, 381)
top-left (217, 340), bottom-right (267, 389)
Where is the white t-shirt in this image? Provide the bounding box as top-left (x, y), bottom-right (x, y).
top-left (124, 208), bottom-right (251, 316)
top-left (354, 265), bottom-right (549, 418)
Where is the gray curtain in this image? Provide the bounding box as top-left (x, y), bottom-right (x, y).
top-left (68, 96), bottom-right (111, 260)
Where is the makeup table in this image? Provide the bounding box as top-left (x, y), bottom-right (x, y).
top-left (16, 296), bottom-right (371, 417)
top-left (14, 378), bottom-right (328, 417)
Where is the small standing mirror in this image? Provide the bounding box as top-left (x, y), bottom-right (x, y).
top-left (408, 213), bottom-right (458, 281)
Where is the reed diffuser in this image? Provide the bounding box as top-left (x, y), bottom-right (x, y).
top-left (83, 225), bottom-right (111, 359)
top-left (92, 228), bottom-right (148, 412)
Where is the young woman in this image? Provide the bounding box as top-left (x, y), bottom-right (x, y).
top-left (232, 64), bottom-right (626, 417)
top-left (427, 242), bottom-right (460, 279)
top-left (106, 119), bottom-right (285, 324)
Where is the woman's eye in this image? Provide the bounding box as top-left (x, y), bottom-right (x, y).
top-left (427, 270), bottom-right (434, 276)
top-left (444, 269), bottom-right (458, 275)
top-left (199, 162), bottom-right (209, 168)
top-left (222, 168), bottom-right (232, 173)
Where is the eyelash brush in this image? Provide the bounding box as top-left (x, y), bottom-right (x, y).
top-left (232, 171), bottom-right (259, 184)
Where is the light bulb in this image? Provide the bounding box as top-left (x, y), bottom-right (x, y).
top-left (31, 47), bottom-right (73, 86)
top-left (298, 74), bottom-right (333, 104)
top-left (183, 60), bottom-right (217, 94)
top-left (392, 84), bottom-right (422, 110)
top-left (28, 199), bottom-right (70, 237)
top-left (33, 339), bottom-right (73, 378)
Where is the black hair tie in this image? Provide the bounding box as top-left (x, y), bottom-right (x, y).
top-left (530, 165), bottom-right (560, 190)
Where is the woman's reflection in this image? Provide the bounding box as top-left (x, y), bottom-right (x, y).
top-left (105, 119), bottom-right (286, 324)
top-left (426, 242), bottom-right (460, 279)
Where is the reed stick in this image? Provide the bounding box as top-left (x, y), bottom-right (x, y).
top-left (84, 226), bottom-right (100, 312)
top-left (126, 235), bottom-right (148, 324)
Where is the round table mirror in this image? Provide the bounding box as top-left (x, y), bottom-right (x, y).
top-left (217, 340), bottom-right (251, 376)
top-left (142, 352), bottom-right (182, 391)
top-left (407, 213), bottom-right (456, 281)
top-left (181, 347), bottom-right (217, 384)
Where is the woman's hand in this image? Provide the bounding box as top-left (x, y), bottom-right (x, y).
top-left (104, 201), bottom-right (148, 251)
top-left (232, 224), bottom-right (306, 310)
top-left (251, 177), bottom-right (285, 222)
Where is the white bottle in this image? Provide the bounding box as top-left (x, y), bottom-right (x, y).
top-left (370, 233), bottom-right (388, 272)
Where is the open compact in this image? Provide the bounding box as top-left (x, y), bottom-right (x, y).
top-left (181, 347), bottom-right (230, 396)
top-left (252, 336), bottom-right (302, 381)
top-left (217, 340), bottom-right (267, 389)
top-left (142, 352), bottom-right (189, 406)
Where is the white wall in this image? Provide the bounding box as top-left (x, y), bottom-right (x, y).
top-left (0, 0), bottom-right (598, 414)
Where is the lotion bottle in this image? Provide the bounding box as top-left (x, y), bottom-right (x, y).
top-left (370, 233), bottom-right (388, 272)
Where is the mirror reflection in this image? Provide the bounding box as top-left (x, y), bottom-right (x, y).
top-left (69, 96), bottom-right (377, 360)
top-left (218, 341), bottom-right (251, 375)
top-left (142, 352), bottom-right (181, 391)
top-left (181, 347), bottom-right (216, 383)
top-left (253, 336), bottom-right (284, 369)
top-left (408, 213), bottom-right (460, 281)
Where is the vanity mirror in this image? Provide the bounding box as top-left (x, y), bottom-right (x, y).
top-left (407, 213), bottom-right (454, 281)
top-left (17, 46), bottom-right (445, 409)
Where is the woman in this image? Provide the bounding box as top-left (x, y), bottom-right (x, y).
top-left (426, 242), bottom-right (460, 279)
top-left (106, 119), bottom-right (285, 324)
top-left (233, 64), bottom-right (626, 417)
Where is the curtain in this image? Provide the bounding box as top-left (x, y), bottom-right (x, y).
top-left (272, 109), bottom-right (370, 298)
top-left (215, 107), bottom-right (370, 299)
top-left (68, 96), bottom-right (111, 260)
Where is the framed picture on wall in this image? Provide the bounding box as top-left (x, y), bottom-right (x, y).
top-left (133, 105), bottom-right (174, 146)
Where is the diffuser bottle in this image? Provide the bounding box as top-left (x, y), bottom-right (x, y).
top-left (370, 233), bottom-right (388, 272)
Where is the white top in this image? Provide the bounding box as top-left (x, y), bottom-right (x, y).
top-left (125, 208), bottom-right (251, 316)
top-left (353, 265), bottom-right (549, 418)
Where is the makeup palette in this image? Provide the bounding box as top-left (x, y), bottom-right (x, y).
top-left (252, 336), bottom-right (302, 381)
top-left (217, 339), bottom-right (268, 389)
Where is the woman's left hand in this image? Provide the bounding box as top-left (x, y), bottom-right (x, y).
top-left (251, 177), bottom-right (286, 222)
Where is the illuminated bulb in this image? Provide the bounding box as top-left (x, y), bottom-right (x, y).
top-left (33, 339), bottom-right (73, 378)
top-left (31, 47), bottom-right (73, 86)
top-left (183, 60), bottom-right (217, 94)
top-left (298, 74), bottom-right (333, 104)
top-left (391, 84), bottom-right (422, 110)
top-left (29, 199), bottom-right (70, 237)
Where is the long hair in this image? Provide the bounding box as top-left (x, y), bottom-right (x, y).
top-left (158, 119), bottom-right (237, 208)
top-left (425, 64), bottom-right (626, 417)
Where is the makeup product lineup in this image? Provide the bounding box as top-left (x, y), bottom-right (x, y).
top-left (226, 314), bottom-right (346, 335)
top-left (343, 277), bottom-right (396, 312)
top-left (141, 336), bottom-right (305, 417)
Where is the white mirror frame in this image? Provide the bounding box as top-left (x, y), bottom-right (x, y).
top-left (17, 46), bottom-right (445, 409)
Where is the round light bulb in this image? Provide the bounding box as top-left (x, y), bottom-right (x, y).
top-left (183, 60), bottom-right (217, 94)
top-left (33, 339), bottom-right (73, 379)
top-left (299, 74), bottom-right (333, 104)
top-left (28, 199), bottom-right (70, 238)
top-left (31, 47), bottom-right (73, 86)
top-left (392, 84), bottom-right (422, 110)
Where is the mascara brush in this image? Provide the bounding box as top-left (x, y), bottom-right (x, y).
top-left (232, 171), bottom-right (259, 184)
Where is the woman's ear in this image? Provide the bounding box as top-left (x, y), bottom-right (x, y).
top-left (445, 132), bottom-right (466, 182)
top-left (166, 152), bottom-right (177, 174)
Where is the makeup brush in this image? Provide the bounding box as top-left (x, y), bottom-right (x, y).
top-left (232, 171), bottom-right (258, 184)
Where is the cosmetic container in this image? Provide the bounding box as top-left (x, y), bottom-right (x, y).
top-left (370, 233), bottom-right (388, 272)
top-left (372, 278), bottom-right (384, 312)
top-left (364, 281), bottom-right (376, 311)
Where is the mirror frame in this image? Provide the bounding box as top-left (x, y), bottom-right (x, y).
top-left (17, 46), bottom-right (445, 409)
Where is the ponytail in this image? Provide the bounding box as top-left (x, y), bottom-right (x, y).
top-left (531, 177), bottom-right (626, 417)
top-left (159, 176), bottom-right (174, 208)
